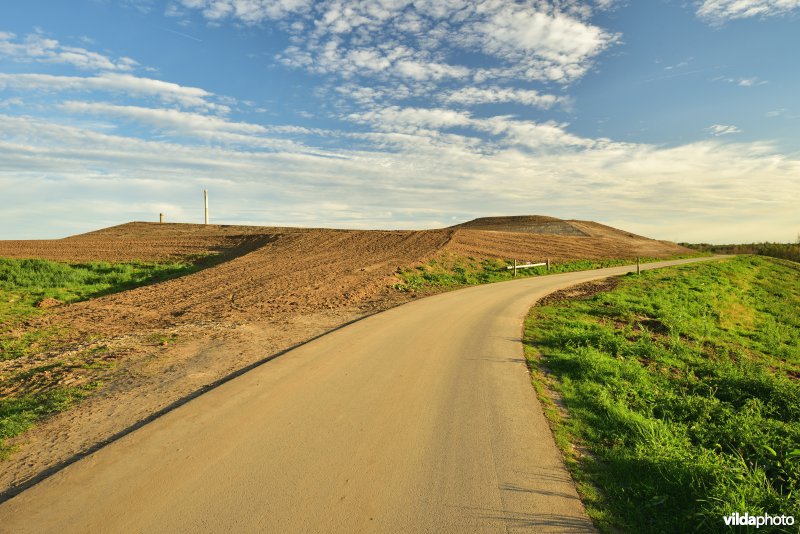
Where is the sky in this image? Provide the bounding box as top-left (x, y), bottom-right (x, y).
top-left (0, 0), bottom-right (798, 243)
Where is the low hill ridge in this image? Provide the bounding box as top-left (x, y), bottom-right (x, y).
top-left (0, 217), bottom-right (690, 334)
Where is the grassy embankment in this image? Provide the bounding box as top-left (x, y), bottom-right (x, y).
top-left (393, 253), bottom-right (705, 293)
top-left (524, 255), bottom-right (800, 532)
top-left (683, 242), bottom-right (800, 264)
top-left (0, 257), bottom-right (195, 458)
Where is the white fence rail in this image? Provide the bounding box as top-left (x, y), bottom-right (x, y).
top-left (506, 259), bottom-right (551, 277)
top-left (506, 257), bottom-right (643, 277)
top-left (506, 262), bottom-right (547, 270)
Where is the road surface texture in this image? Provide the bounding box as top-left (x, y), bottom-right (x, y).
top-left (0, 257), bottom-right (717, 533)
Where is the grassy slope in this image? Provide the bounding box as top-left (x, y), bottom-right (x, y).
top-left (524, 256), bottom-right (800, 532)
top-left (393, 253), bottom-right (704, 293)
top-left (0, 257), bottom-right (196, 458)
top-left (683, 242), bottom-right (800, 264)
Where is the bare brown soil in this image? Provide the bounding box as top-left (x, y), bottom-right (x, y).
top-left (453, 215), bottom-right (591, 236)
top-left (0, 216), bottom-right (691, 497)
top-left (0, 222), bottom-right (275, 263)
top-left (447, 231), bottom-right (687, 263)
top-left (35, 226), bottom-right (452, 336)
top-left (536, 277), bottom-right (622, 307)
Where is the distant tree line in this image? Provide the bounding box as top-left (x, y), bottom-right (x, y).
top-left (681, 240), bottom-right (800, 264)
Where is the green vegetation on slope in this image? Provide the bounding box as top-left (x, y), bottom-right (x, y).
top-left (0, 257), bottom-right (196, 306)
top-left (0, 257), bottom-right (196, 458)
top-left (524, 256), bottom-right (800, 532)
top-left (683, 241), bottom-right (800, 264)
top-left (393, 253), bottom-right (704, 293)
top-left (0, 258), bottom-right (195, 361)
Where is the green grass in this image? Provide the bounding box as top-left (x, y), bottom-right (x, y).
top-left (0, 257), bottom-right (196, 360)
top-left (0, 382), bottom-right (101, 459)
top-left (683, 242), bottom-right (800, 264)
top-left (0, 257), bottom-right (197, 457)
top-left (523, 256), bottom-right (800, 532)
top-left (0, 257), bottom-right (196, 306)
top-left (393, 253), bottom-right (705, 293)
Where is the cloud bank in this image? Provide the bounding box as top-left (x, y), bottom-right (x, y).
top-left (697, 0), bottom-right (800, 23)
top-left (1, 2), bottom-right (798, 243)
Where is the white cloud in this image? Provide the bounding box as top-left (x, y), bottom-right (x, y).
top-left (0, 97), bottom-right (23, 108)
top-left (594, 0), bottom-right (621, 10)
top-left (474, 116), bottom-right (597, 149)
top-left (121, 0), bottom-right (157, 13)
top-left (174, 1), bottom-right (620, 132)
top-left (334, 84), bottom-right (414, 106)
top-left (279, 41), bottom-right (470, 83)
top-left (177, 0), bottom-right (312, 23)
top-left (0, 32), bottom-right (137, 71)
top-left (61, 101), bottom-right (265, 133)
top-left (697, 0), bottom-right (800, 22)
top-left (715, 75), bottom-right (768, 87)
top-left (2, 111), bottom-right (798, 243)
top-left (192, 0), bottom-right (618, 104)
top-left (707, 124), bottom-right (742, 136)
top-left (347, 106), bottom-right (473, 133)
top-left (56, 101), bottom-right (320, 152)
top-left (737, 77), bottom-right (767, 87)
top-left (395, 59), bottom-right (470, 81)
top-left (0, 73), bottom-right (225, 111)
top-left (55, 101), bottom-right (337, 154)
top-left (461, 2), bottom-right (618, 82)
top-left (346, 104), bottom-right (593, 150)
top-left (442, 86), bottom-right (568, 109)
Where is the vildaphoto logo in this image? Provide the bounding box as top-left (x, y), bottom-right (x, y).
top-left (723, 513), bottom-right (795, 528)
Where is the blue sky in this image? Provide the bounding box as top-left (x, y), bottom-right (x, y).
top-left (0, 0), bottom-right (798, 243)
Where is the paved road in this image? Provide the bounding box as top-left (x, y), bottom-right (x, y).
top-left (0, 257), bottom-right (719, 533)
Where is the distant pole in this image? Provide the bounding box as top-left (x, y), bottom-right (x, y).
top-left (546, 258), bottom-right (550, 272)
top-left (204, 189), bottom-right (209, 225)
top-left (159, 213), bottom-right (164, 224)
top-left (637, 257), bottom-right (640, 275)
top-left (513, 259), bottom-right (517, 278)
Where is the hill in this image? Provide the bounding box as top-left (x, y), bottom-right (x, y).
top-left (0, 217), bottom-right (690, 334)
top-left (0, 218), bottom-right (689, 335)
top-left (446, 216), bottom-right (687, 261)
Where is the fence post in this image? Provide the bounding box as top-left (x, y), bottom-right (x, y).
top-left (513, 259), bottom-right (517, 277)
top-left (637, 257), bottom-right (640, 275)
top-left (159, 213), bottom-right (163, 224)
top-left (546, 258), bottom-right (550, 272)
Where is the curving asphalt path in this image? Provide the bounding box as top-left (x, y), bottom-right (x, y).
top-left (0, 257), bottom-right (720, 533)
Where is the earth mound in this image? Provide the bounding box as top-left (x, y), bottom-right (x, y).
top-left (445, 216), bottom-right (687, 262)
top-left (452, 216), bottom-right (590, 237)
top-left (0, 218), bottom-right (691, 336)
top-left (0, 222), bottom-right (276, 263)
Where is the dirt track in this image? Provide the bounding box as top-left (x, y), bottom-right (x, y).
top-left (0, 217), bottom-right (692, 496)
